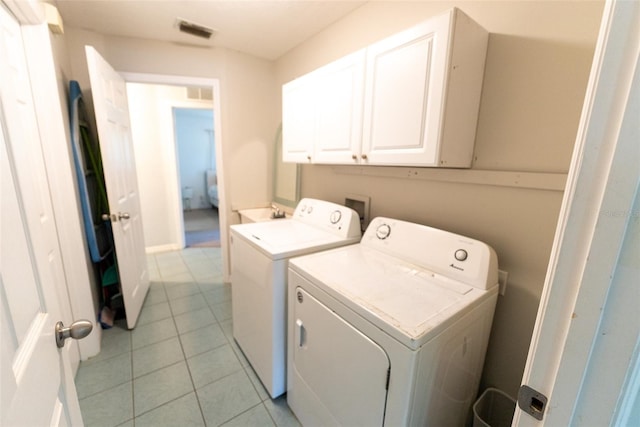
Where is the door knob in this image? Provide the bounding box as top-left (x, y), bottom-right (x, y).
top-left (118, 212), bottom-right (130, 220)
top-left (55, 320), bottom-right (93, 348)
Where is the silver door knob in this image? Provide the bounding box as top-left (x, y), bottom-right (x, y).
top-left (118, 212), bottom-right (130, 220)
top-left (55, 320), bottom-right (93, 348)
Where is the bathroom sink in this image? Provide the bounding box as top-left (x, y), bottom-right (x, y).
top-left (239, 207), bottom-right (290, 223)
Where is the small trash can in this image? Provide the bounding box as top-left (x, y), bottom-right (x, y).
top-left (473, 387), bottom-right (516, 427)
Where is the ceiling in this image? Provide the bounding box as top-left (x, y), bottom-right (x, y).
top-left (53, 0), bottom-right (367, 61)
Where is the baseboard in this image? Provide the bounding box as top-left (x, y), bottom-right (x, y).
top-left (146, 243), bottom-right (182, 254)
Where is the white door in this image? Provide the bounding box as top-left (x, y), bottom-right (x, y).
top-left (86, 46), bottom-right (149, 329)
top-left (515, 1), bottom-right (640, 425)
top-left (0, 4), bottom-right (81, 425)
top-left (313, 49), bottom-right (366, 164)
top-left (291, 287), bottom-right (389, 426)
top-left (282, 72), bottom-right (316, 163)
top-left (361, 12), bottom-right (449, 166)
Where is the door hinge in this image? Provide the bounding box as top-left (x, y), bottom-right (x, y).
top-left (385, 367), bottom-right (391, 390)
top-left (518, 385), bottom-right (548, 421)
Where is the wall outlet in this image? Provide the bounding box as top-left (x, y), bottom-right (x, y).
top-left (498, 269), bottom-right (509, 296)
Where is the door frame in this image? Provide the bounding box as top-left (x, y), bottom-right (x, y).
top-left (121, 72), bottom-right (229, 279)
top-left (515, 0), bottom-right (640, 424)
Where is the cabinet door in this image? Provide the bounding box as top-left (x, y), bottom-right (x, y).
top-left (314, 50), bottom-right (366, 164)
top-left (362, 11), bottom-right (452, 166)
top-left (282, 73), bottom-right (316, 163)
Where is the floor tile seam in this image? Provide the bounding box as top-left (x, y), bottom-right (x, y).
top-left (218, 401), bottom-right (269, 427)
top-left (132, 389), bottom-right (197, 420)
top-left (179, 337), bottom-right (228, 361)
top-left (77, 377), bottom-right (133, 402)
top-left (132, 353), bottom-right (187, 380)
top-left (115, 416), bottom-right (134, 427)
top-left (132, 361), bottom-right (193, 399)
top-left (78, 348), bottom-right (131, 367)
top-left (204, 297), bottom-right (232, 310)
top-left (190, 365), bottom-right (246, 392)
top-left (242, 365), bottom-right (271, 403)
top-left (166, 290), bottom-right (207, 308)
top-left (136, 312), bottom-right (173, 328)
top-left (202, 296), bottom-right (232, 307)
top-left (163, 280), bottom-right (203, 291)
top-left (171, 301), bottom-right (217, 319)
top-left (131, 331), bottom-right (179, 352)
top-left (171, 312), bottom-right (218, 332)
top-left (166, 292), bottom-right (206, 304)
top-left (157, 265), bottom-right (191, 275)
top-left (175, 320), bottom-right (223, 342)
top-left (158, 271), bottom-right (193, 282)
top-left (76, 337), bottom-right (134, 367)
top-left (176, 324), bottom-right (209, 424)
top-left (141, 298), bottom-right (171, 311)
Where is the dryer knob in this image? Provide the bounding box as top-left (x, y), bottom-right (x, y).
top-left (376, 224), bottom-right (391, 240)
top-left (454, 249), bottom-right (468, 261)
top-left (330, 210), bottom-right (342, 224)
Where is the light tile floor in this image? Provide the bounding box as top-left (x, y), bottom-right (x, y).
top-left (76, 247), bottom-right (301, 427)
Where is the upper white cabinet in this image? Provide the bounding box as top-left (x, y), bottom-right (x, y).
top-left (283, 49), bottom-right (366, 163)
top-left (282, 71), bottom-right (317, 163)
top-left (282, 8), bottom-right (488, 168)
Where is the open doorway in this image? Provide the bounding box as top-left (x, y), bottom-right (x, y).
top-left (125, 79), bottom-right (225, 255)
top-left (173, 107), bottom-right (220, 247)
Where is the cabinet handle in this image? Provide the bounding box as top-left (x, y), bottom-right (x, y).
top-left (361, 154), bottom-right (368, 160)
top-left (352, 154), bottom-right (357, 160)
top-left (306, 155), bottom-right (311, 161)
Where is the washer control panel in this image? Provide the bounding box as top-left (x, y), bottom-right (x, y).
top-left (293, 198), bottom-right (361, 239)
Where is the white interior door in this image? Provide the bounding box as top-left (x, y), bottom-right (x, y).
top-left (515, 1), bottom-right (640, 425)
top-left (0, 4), bottom-right (81, 425)
top-left (86, 46), bottom-right (149, 329)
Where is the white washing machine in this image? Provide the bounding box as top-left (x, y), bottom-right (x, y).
top-left (231, 198), bottom-right (361, 398)
top-left (287, 217), bottom-right (499, 426)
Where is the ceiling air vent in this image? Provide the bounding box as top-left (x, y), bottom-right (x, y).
top-left (176, 18), bottom-right (214, 40)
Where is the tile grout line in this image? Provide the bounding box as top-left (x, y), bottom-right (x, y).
top-left (164, 264), bottom-right (208, 426)
top-left (129, 320), bottom-right (135, 427)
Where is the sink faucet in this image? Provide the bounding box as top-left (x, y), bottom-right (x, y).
top-left (271, 204), bottom-right (286, 219)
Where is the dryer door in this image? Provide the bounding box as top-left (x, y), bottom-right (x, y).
top-left (291, 287), bottom-right (390, 426)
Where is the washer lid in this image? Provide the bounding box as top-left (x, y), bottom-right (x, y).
top-left (231, 220), bottom-right (359, 260)
top-left (290, 244), bottom-right (495, 349)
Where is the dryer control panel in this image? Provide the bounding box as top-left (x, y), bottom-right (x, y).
top-left (363, 217), bottom-right (498, 290)
top-left (293, 198), bottom-right (361, 239)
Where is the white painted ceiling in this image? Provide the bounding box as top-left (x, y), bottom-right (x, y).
top-left (53, 0), bottom-right (367, 60)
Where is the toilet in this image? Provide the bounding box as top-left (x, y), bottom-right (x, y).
top-left (182, 186), bottom-right (193, 210)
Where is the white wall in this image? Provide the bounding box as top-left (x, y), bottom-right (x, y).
top-left (274, 0), bottom-right (605, 397)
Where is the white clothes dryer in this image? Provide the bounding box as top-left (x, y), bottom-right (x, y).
top-left (287, 217), bottom-right (499, 426)
top-left (230, 198), bottom-right (361, 398)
